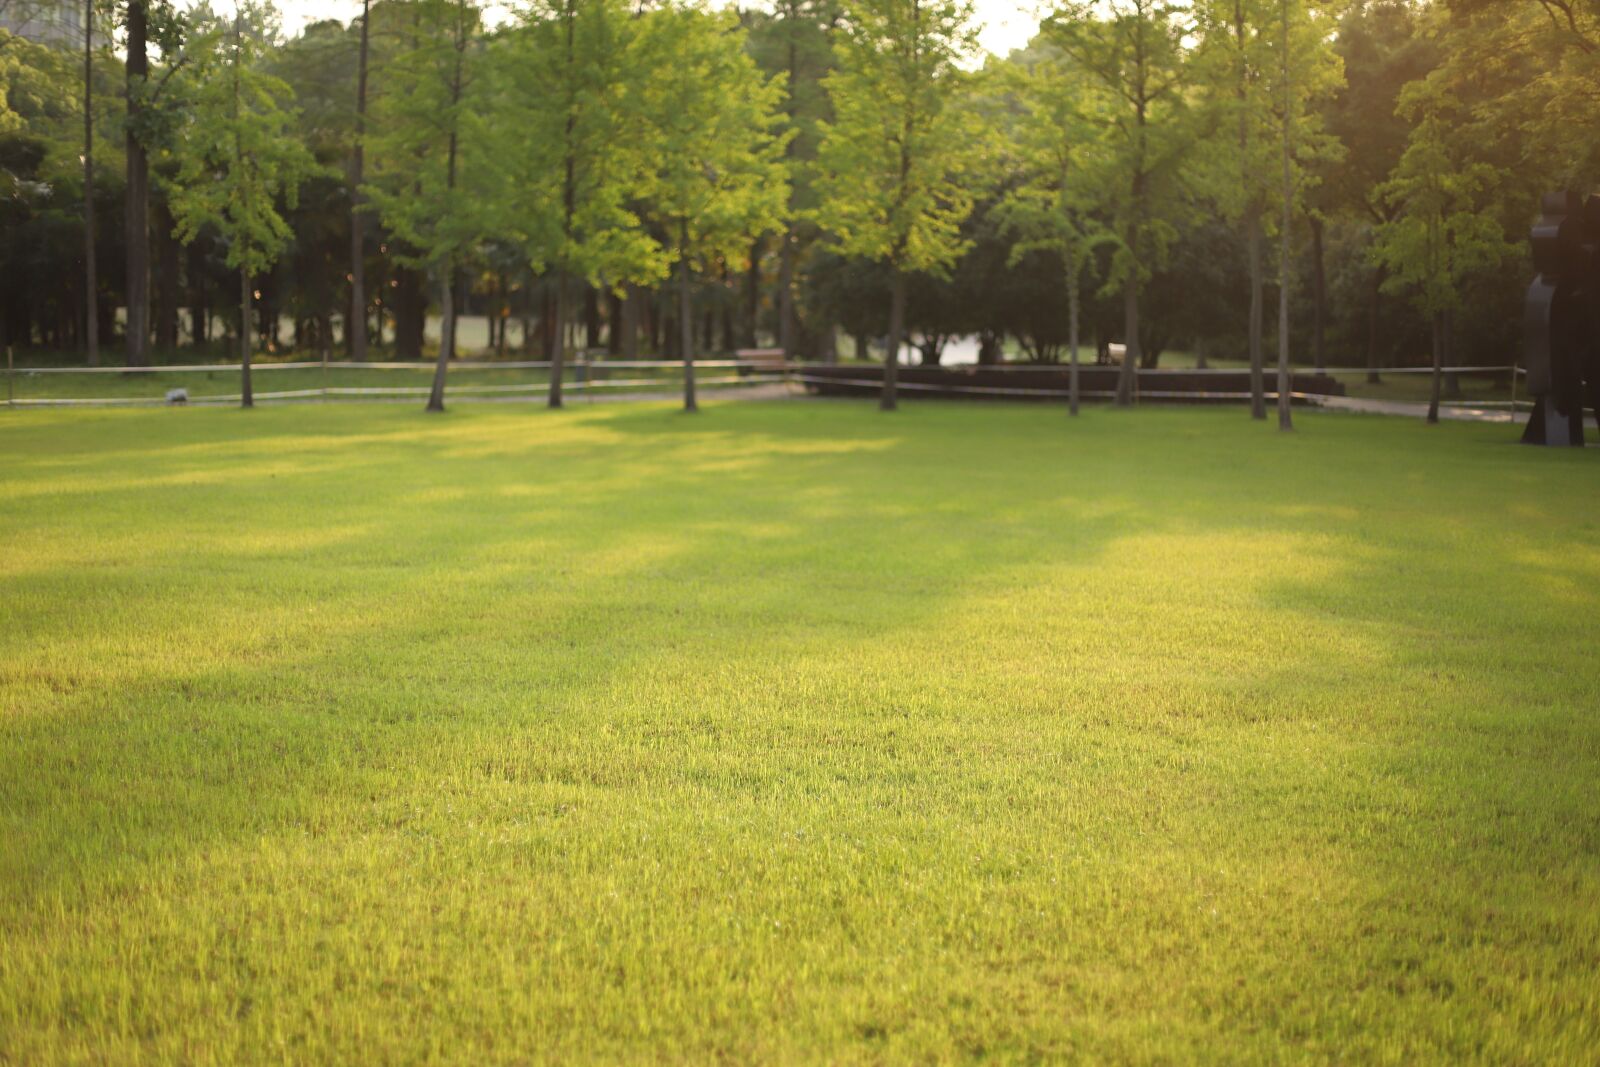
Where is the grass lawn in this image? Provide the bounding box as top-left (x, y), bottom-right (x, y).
top-left (2, 400), bottom-right (1597, 1063)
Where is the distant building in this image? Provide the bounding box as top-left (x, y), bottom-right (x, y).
top-left (0, 0), bottom-right (104, 49)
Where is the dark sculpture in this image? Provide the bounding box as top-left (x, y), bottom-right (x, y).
top-left (1523, 191), bottom-right (1600, 445)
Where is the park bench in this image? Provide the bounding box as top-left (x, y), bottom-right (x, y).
top-left (735, 348), bottom-right (787, 377)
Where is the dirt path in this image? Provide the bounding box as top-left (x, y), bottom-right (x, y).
top-left (1315, 395), bottom-right (1527, 424)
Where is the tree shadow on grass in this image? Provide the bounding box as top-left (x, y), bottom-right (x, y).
top-left (4, 402), bottom-right (1599, 1059)
top-left (0, 402), bottom-right (1147, 902)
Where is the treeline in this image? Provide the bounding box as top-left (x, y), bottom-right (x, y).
top-left (1, 0), bottom-right (1594, 414)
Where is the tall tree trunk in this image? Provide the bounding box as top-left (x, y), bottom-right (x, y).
top-left (1067, 254), bottom-right (1080, 417)
top-left (395, 264), bottom-right (424, 359)
top-left (719, 265), bottom-right (735, 353)
top-left (520, 273), bottom-right (533, 355)
top-left (427, 264), bottom-right (453, 412)
top-left (1366, 265), bottom-right (1383, 384)
top-left (883, 267), bottom-right (904, 411)
top-left (1310, 213), bottom-right (1326, 372)
top-left (584, 285), bottom-right (601, 351)
top-left (1441, 308), bottom-right (1461, 398)
top-left (549, 273), bottom-right (566, 408)
top-left (549, 0), bottom-right (577, 403)
top-left (348, 0), bottom-right (371, 360)
top-left (239, 267), bottom-right (253, 408)
top-left (778, 227), bottom-right (797, 359)
top-left (1117, 283), bottom-right (1139, 407)
top-left (82, 0), bottom-right (98, 367)
top-left (680, 222), bottom-right (697, 413)
top-left (266, 290), bottom-right (281, 351)
top-left (744, 236), bottom-right (762, 348)
top-left (622, 283), bottom-right (641, 358)
top-left (1276, 0), bottom-right (1293, 432)
top-left (154, 199), bottom-right (179, 353)
top-left (188, 241), bottom-right (207, 349)
top-left (1426, 310), bottom-right (1443, 425)
top-left (777, 5), bottom-right (799, 359)
top-left (318, 308), bottom-right (333, 361)
top-left (1247, 208), bottom-right (1265, 418)
top-left (425, 0), bottom-right (465, 411)
top-left (124, 0), bottom-right (150, 367)
top-left (606, 290), bottom-right (623, 355)
top-left (499, 274), bottom-right (512, 358)
top-left (1235, 0), bottom-right (1262, 415)
top-left (649, 291), bottom-right (662, 355)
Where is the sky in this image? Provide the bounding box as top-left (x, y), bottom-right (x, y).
top-left (267, 0), bottom-right (1041, 59)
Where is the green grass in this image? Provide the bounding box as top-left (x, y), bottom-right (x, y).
top-left (2, 401), bottom-right (1598, 1063)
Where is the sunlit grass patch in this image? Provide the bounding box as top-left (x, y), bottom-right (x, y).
top-left (2, 401), bottom-right (1598, 1063)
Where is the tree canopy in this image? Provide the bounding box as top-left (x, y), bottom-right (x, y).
top-left (0, 0), bottom-right (1583, 409)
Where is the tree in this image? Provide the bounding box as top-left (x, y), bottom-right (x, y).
top-left (745, 0), bottom-right (839, 359)
top-left (82, 0), bottom-right (99, 366)
top-left (1, 22), bottom-right (122, 356)
top-left (1043, 0), bottom-right (1197, 406)
top-left (0, 6), bottom-right (29, 137)
top-left (1262, 0), bottom-right (1341, 430)
top-left (1274, 0), bottom-right (1292, 430)
top-left (125, 0), bottom-right (149, 366)
top-left (993, 49), bottom-right (1107, 414)
top-left (636, 3), bottom-right (788, 413)
top-left (267, 18), bottom-right (359, 360)
top-left (497, 0), bottom-right (665, 409)
top-left (1194, 0), bottom-right (1275, 414)
top-left (349, 0), bottom-right (370, 360)
top-left (168, 2), bottom-right (316, 408)
top-left (119, 0), bottom-right (186, 366)
top-left (815, 0), bottom-right (981, 410)
top-left (1318, 0), bottom-right (1437, 381)
top-left (363, 0), bottom-right (487, 412)
top-left (1372, 108), bottom-right (1513, 424)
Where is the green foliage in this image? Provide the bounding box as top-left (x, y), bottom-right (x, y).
top-left (1441, 0), bottom-right (1600, 186)
top-left (989, 48), bottom-right (1106, 285)
top-left (166, 3), bottom-right (317, 278)
top-left (1041, 0), bottom-right (1198, 291)
top-left (493, 0), bottom-right (664, 288)
top-left (0, 27), bottom-right (73, 142)
top-left (361, 0), bottom-right (489, 273)
top-left (1319, 0), bottom-right (1437, 221)
top-left (123, 0), bottom-right (192, 149)
top-left (1, 31), bottom-right (31, 138)
top-left (634, 3), bottom-right (790, 276)
top-left (266, 16), bottom-right (358, 159)
top-left (1372, 111), bottom-right (1513, 318)
top-left (742, 0), bottom-right (840, 215)
top-left (813, 0), bottom-right (982, 275)
top-left (1192, 0), bottom-right (1344, 230)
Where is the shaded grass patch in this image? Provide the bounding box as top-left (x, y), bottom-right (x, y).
top-left (2, 401), bottom-right (1598, 1063)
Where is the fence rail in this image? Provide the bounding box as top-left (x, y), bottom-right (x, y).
top-left (0, 351), bottom-right (1550, 420)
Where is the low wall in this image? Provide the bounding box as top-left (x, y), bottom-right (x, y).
top-left (794, 364), bottom-right (1347, 403)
